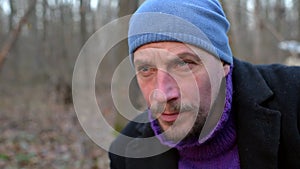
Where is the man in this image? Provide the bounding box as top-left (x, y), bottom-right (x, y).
top-left (109, 0), bottom-right (300, 169)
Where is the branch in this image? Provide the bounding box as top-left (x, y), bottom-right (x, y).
top-left (0, 0), bottom-right (37, 70)
top-left (260, 19), bottom-right (284, 42)
top-left (258, 13), bottom-right (298, 57)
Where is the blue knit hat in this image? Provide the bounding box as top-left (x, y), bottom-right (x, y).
top-left (128, 0), bottom-right (233, 65)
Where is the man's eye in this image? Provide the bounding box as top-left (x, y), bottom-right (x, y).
top-left (140, 67), bottom-right (150, 72)
top-left (137, 66), bottom-right (156, 77)
top-left (174, 60), bottom-right (194, 71)
top-left (177, 60), bottom-right (188, 67)
top-left (138, 66), bottom-right (150, 72)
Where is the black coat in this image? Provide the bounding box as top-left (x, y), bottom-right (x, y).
top-left (109, 58), bottom-right (300, 169)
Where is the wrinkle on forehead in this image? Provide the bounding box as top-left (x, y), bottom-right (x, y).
top-left (133, 42), bottom-right (198, 68)
top-left (135, 42), bottom-right (196, 56)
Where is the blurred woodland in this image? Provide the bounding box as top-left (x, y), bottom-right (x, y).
top-left (0, 0), bottom-right (299, 168)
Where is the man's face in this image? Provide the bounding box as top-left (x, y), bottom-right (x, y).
top-left (133, 42), bottom-right (228, 142)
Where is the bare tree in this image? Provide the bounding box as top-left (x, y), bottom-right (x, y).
top-left (80, 0), bottom-right (87, 43)
top-left (0, 0), bottom-right (37, 70)
top-left (253, 0), bottom-right (263, 60)
top-left (119, 0), bottom-right (138, 17)
top-left (9, 0), bottom-right (16, 30)
top-left (274, 0), bottom-right (285, 33)
top-left (109, 0), bottom-right (141, 128)
top-left (222, 0), bottom-right (239, 56)
top-left (298, 0), bottom-right (300, 40)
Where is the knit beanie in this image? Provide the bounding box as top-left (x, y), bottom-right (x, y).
top-left (128, 0), bottom-right (233, 65)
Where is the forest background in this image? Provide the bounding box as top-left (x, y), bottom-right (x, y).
top-left (0, 0), bottom-right (300, 168)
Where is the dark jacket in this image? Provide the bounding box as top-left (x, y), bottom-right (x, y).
top-left (109, 58), bottom-right (300, 169)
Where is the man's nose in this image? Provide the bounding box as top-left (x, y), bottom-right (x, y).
top-left (152, 70), bottom-right (180, 103)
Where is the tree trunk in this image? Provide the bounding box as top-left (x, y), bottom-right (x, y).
top-left (274, 0), bottom-right (285, 34)
top-left (80, 0), bottom-right (87, 43)
top-left (113, 0), bottom-right (140, 128)
top-left (42, 0), bottom-right (48, 41)
top-left (253, 0), bottom-right (262, 62)
top-left (221, 0), bottom-right (239, 57)
top-left (298, 0), bottom-right (300, 40)
top-left (118, 0), bottom-right (138, 17)
top-left (9, 0), bottom-right (15, 31)
top-left (0, 0), bottom-right (37, 71)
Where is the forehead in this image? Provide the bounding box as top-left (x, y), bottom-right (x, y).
top-left (134, 42), bottom-right (195, 59)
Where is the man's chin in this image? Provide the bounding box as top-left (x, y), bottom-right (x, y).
top-left (159, 123), bottom-right (194, 143)
top-left (158, 120), bottom-right (203, 143)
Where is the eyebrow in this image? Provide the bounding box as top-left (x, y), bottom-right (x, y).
top-left (133, 59), bottom-right (153, 68)
top-left (177, 52), bottom-right (201, 62)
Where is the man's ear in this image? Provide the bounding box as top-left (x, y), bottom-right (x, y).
top-left (223, 64), bottom-right (230, 76)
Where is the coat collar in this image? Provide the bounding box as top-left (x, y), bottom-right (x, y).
top-left (233, 58), bottom-right (281, 169)
top-left (232, 58), bottom-right (274, 104)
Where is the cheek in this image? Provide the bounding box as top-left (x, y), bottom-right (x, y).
top-left (197, 76), bottom-right (212, 100)
top-left (137, 80), bottom-right (153, 106)
top-left (197, 75), bottom-right (211, 92)
top-left (180, 75), bottom-right (211, 103)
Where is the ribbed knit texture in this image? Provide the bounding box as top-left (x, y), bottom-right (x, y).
top-left (128, 0), bottom-right (233, 65)
top-left (149, 67), bottom-right (240, 169)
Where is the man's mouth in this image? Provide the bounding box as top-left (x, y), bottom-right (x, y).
top-left (159, 112), bottom-right (179, 122)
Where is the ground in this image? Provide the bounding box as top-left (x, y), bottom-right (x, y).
top-left (0, 84), bottom-right (110, 169)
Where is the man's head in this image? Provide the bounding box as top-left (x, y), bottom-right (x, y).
top-left (128, 0), bottom-right (232, 142)
top-left (134, 42), bottom-right (230, 142)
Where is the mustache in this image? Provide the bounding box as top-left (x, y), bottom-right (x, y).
top-left (150, 101), bottom-right (197, 114)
